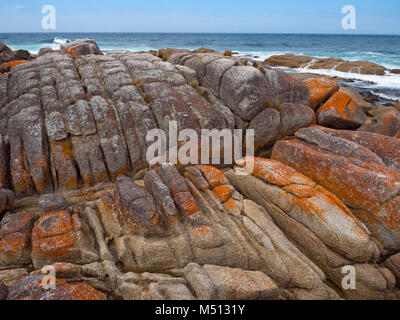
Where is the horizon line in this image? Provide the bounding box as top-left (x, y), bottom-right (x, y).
top-left (1, 31), bottom-right (400, 36)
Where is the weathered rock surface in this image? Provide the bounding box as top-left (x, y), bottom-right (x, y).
top-left (2, 41), bottom-right (400, 300)
top-left (272, 126), bottom-right (400, 253)
top-left (0, 51), bottom-right (315, 196)
top-left (8, 274), bottom-right (105, 300)
top-left (61, 39), bottom-right (103, 56)
top-left (97, 164), bottom-right (336, 301)
top-left (316, 92), bottom-right (367, 129)
top-left (339, 87), bottom-right (374, 114)
top-left (359, 109), bottom-right (400, 137)
top-left (227, 157), bottom-right (397, 300)
top-left (0, 189), bottom-right (14, 216)
top-left (266, 54), bottom-right (387, 75)
top-left (303, 77), bottom-right (340, 110)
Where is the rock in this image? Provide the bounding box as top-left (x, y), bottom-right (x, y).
top-left (266, 54), bottom-right (387, 75)
top-left (249, 103), bottom-right (315, 150)
top-left (185, 263), bottom-right (279, 300)
top-left (193, 47), bottom-right (218, 54)
top-left (0, 189), bottom-right (14, 216)
top-left (359, 109), bottom-right (400, 137)
top-left (0, 41), bottom-right (13, 64)
top-left (339, 86), bottom-right (374, 113)
top-left (158, 48), bottom-right (191, 61)
top-left (96, 164), bottom-right (338, 299)
top-left (393, 102), bottom-right (400, 112)
top-left (13, 50), bottom-right (31, 61)
top-left (0, 60), bottom-right (30, 73)
top-left (391, 69), bottom-right (400, 74)
top-left (265, 54), bottom-right (313, 68)
top-left (31, 204), bottom-right (98, 268)
top-left (368, 106), bottom-right (396, 117)
top-left (61, 39), bottom-right (103, 56)
top-left (0, 269), bottom-right (28, 288)
top-left (8, 274), bottom-right (105, 300)
top-left (37, 48), bottom-right (54, 57)
top-left (272, 126), bottom-right (400, 253)
top-left (0, 211), bottom-right (36, 266)
top-left (0, 52), bottom-right (316, 196)
top-left (38, 194), bottom-right (69, 214)
top-left (227, 157), bottom-right (396, 300)
top-left (316, 92), bottom-right (367, 129)
top-left (304, 77), bottom-right (340, 110)
top-left (0, 282), bottom-right (8, 300)
top-left (384, 253), bottom-right (400, 286)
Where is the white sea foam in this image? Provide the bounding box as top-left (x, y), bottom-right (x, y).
top-left (53, 37), bottom-right (70, 45)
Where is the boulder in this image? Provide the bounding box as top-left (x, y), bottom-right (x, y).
top-left (359, 109), bottom-right (400, 137)
top-left (13, 50), bottom-right (30, 61)
top-left (316, 92), bottom-right (367, 129)
top-left (249, 103), bottom-right (315, 150)
top-left (0, 41), bottom-right (13, 64)
top-left (368, 106), bottom-right (396, 117)
top-left (304, 77), bottom-right (340, 110)
top-left (38, 47), bottom-right (55, 57)
top-left (272, 126), bottom-right (400, 253)
top-left (61, 39), bottom-right (103, 56)
top-left (339, 86), bottom-right (374, 113)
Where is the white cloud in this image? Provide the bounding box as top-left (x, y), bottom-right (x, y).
top-left (15, 5), bottom-right (26, 9)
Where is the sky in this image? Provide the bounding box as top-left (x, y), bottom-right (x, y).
top-left (0, 0), bottom-right (399, 34)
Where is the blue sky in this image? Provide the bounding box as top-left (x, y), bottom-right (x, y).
top-left (0, 0), bottom-right (399, 34)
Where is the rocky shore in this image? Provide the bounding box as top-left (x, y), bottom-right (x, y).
top-left (0, 39), bottom-right (400, 300)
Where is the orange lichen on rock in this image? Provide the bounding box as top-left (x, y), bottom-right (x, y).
top-left (8, 274), bottom-right (105, 300)
top-left (0, 60), bottom-right (29, 70)
top-left (317, 92), bottom-right (367, 129)
top-left (272, 136), bottom-right (400, 251)
top-left (31, 203), bottom-right (98, 268)
top-left (0, 211), bottom-right (36, 266)
top-left (50, 140), bottom-right (79, 190)
top-left (213, 185), bottom-right (233, 202)
top-left (195, 165), bottom-right (229, 188)
top-left (303, 77), bottom-right (340, 110)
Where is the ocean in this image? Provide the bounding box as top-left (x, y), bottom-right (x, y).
top-left (1, 32), bottom-right (400, 102)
